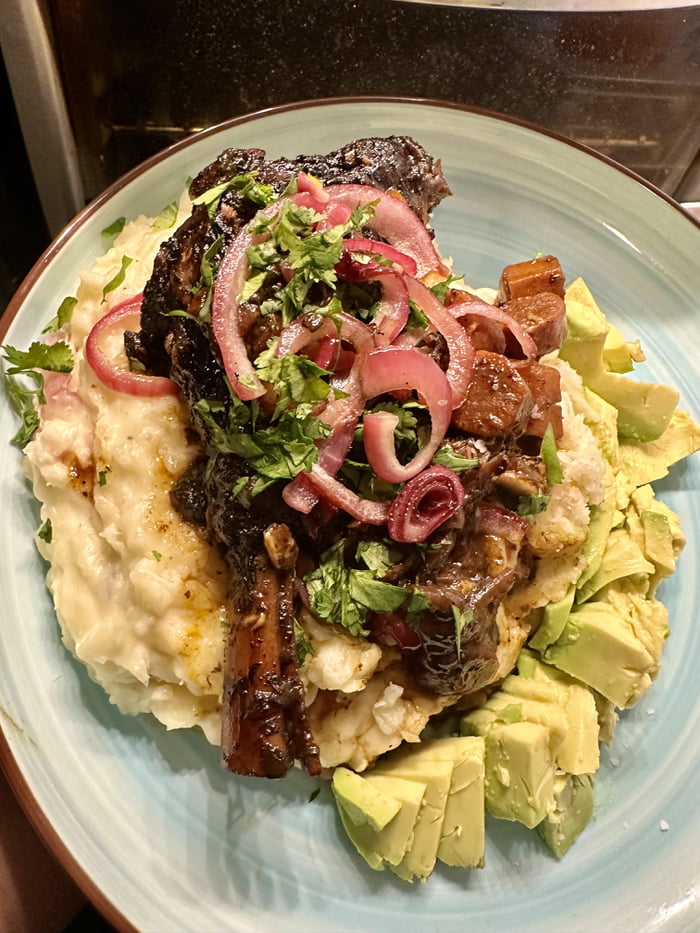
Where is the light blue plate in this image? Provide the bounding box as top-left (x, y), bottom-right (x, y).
top-left (1, 98), bottom-right (700, 933)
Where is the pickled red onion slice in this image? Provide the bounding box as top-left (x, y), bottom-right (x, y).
top-left (323, 183), bottom-right (449, 278)
top-left (403, 277), bottom-right (476, 410)
top-left (387, 466), bottom-right (465, 543)
top-left (303, 464), bottom-right (390, 525)
top-left (85, 295), bottom-right (178, 397)
top-left (449, 299), bottom-right (538, 359)
top-left (361, 347), bottom-right (452, 484)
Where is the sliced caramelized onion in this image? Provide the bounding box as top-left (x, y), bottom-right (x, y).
top-left (404, 277), bottom-right (476, 409)
top-left (85, 295), bottom-right (179, 397)
top-left (361, 347), bottom-right (452, 484)
top-left (323, 183), bottom-right (449, 278)
top-left (387, 466), bottom-right (465, 543)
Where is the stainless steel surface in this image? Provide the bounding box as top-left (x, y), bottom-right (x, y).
top-left (0, 0), bottom-right (84, 235)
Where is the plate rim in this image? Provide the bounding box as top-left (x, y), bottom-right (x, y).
top-left (1, 93), bottom-right (699, 933)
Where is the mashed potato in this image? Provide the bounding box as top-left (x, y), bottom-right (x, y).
top-left (21, 202), bottom-right (604, 768)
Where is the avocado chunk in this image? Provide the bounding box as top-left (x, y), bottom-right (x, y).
top-left (331, 766), bottom-right (401, 832)
top-left (542, 602), bottom-right (654, 708)
top-left (575, 527), bottom-right (655, 604)
top-left (537, 772), bottom-right (595, 858)
top-left (619, 408), bottom-right (700, 484)
top-left (386, 737), bottom-right (486, 869)
top-left (371, 758), bottom-right (454, 882)
top-left (602, 323), bottom-right (644, 374)
top-left (517, 650), bottom-right (600, 774)
top-left (529, 584), bottom-right (575, 652)
top-left (560, 278), bottom-right (679, 443)
top-left (337, 773), bottom-right (426, 871)
top-left (481, 721), bottom-right (556, 829)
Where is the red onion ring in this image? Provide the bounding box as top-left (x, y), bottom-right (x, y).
top-left (211, 227), bottom-right (267, 401)
top-left (323, 183), bottom-right (449, 278)
top-left (341, 237), bottom-right (418, 276)
top-left (361, 347), bottom-right (452, 484)
top-left (85, 295), bottom-right (179, 397)
top-left (387, 466), bottom-right (465, 543)
top-left (403, 277), bottom-right (476, 410)
top-left (449, 299), bottom-right (538, 359)
top-left (303, 464), bottom-right (390, 525)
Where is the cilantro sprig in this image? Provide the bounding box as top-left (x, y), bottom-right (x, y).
top-left (2, 340), bottom-right (74, 448)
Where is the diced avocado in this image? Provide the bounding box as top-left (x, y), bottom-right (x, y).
top-left (582, 388), bottom-right (620, 467)
top-left (598, 588), bottom-right (668, 673)
top-left (537, 772), bottom-right (595, 858)
top-left (642, 509), bottom-right (676, 579)
top-left (517, 652), bottom-right (600, 775)
top-left (371, 758), bottom-right (454, 882)
top-left (463, 687), bottom-right (567, 763)
top-left (575, 527), bottom-right (654, 604)
top-left (331, 767), bottom-right (401, 832)
top-left (602, 323), bottom-right (644, 374)
top-left (529, 584), bottom-right (575, 652)
top-left (619, 408), bottom-right (700, 484)
top-left (560, 278), bottom-right (679, 443)
top-left (482, 721), bottom-right (556, 829)
top-left (588, 371), bottom-right (679, 444)
top-left (575, 466), bottom-right (617, 592)
top-left (542, 602), bottom-right (654, 708)
top-left (338, 773), bottom-right (426, 870)
top-left (386, 737), bottom-right (486, 869)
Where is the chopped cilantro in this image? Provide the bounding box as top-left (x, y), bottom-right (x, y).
top-left (152, 550), bottom-right (163, 562)
top-left (101, 216), bottom-right (126, 239)
top-left (192, 172), bottom-right (277, 220)
top-left (3, 341), bottom-right (73, 375)
top-left (429, 274), bottom-right (463, 303)
top-left (152, 201), bottom-right (179, 230)
top-left (195, 397), bottom-right (330, 492)
top-left (303, 540), bottom-right (413, 639)
top-left (98, 466), bottom-right (110, 486)
top-left (355, 539), bottom-right (403, 576)
top-left (102, 256), bottom-right (133, 302)
top-left (255, 351), bottom-right (333, 419)
top-left (452, 605), bottom-right (474, 656)
top-left (294, 619), bottom-right (315, 666)
top-left (37, 518), bottom-right (52, 543)
top-left (406, 299), bottom-right (429, 331)
top-left (433, 445), bottom-right (479, 473)
top-left (517, 494), bottom-right (550, 518)
top-left (43, 296), bottom-right (77, 334)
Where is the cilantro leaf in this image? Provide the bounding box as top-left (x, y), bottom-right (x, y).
top-left (3, 341), bottom-right (73, 374)
top-left (517, 494), bottom-right (550, 518)
top-left (102, 256), bottom-right (133, 301)
top-left (255, 352), bottom-right (332, 420)
top-left (37, 518), bottom-right (52, 543)
top-left (192, 172), bottom-right (277, 219)
top-left (101, 217), bottom-right (126, 239)
top-left (294, 619), bottom-right (315, 665)
top-left (355, 539), bottom-right (403, 576)
top-left (152, 201), bottom-right (179, 230)
top-left (42, 296), bottom-right (77, 334)
top-left (433, 445), bottom-right (480, 473)
top-left (303, 540), bottom-right (413, 639)
top-left (452, 605), bottom-right (474, 656)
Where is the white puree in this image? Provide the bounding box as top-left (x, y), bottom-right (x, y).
top-left (22, 203), bottom-right (605, 769)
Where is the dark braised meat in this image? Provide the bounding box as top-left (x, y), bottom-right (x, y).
top-left (135, 136), bottom-right (569, 776)
top-left (136, 136), bottom-right (451, 779)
